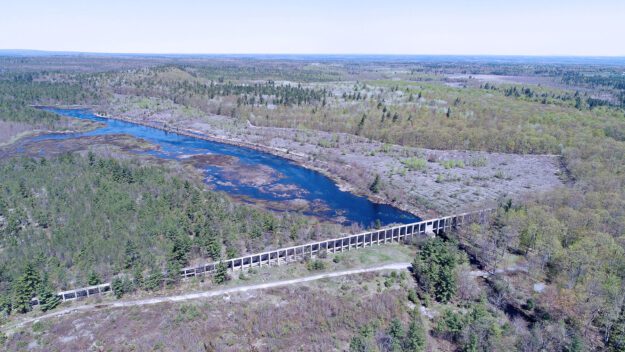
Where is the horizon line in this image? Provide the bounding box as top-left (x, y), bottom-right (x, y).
top-left (2, 49), bottom-right (625, 59)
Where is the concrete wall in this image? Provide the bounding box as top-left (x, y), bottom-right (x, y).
top-left (180, 208), bottom-right (494, 277)
top-left (32, 208), bottom-right (493, 306)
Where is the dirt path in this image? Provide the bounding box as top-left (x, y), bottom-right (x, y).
top-left (5, 262), bottom-right (411, 333)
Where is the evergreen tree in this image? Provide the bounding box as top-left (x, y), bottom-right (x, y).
top-left (87, 271), bottom-right (101, 286)
top-left (12, 276), bottom-right (32, 313)
top-left (0, 293), bottom-right (12, 316)
top-left (436, 267), bottom-right (456, 304)
top-left (205, 233), bottom-right (222, 261)
top-left (357, 114), bottom-right (366, 134)
top-left (87, 151), bottom-right (96, 166)
top-left (609, 303), bottom-right (625, 352)
top-left (213, 261), bottom-right (229, 285)
top-left (369, 174), bottom-right (381, 194)
top-left (38, 285), bottom-right (61, 312)
top-left (124, 240), bottom-right (140, 269)
top-left (22, 262), bottom-right (40, 293)
top-left (350, 325), bottom-right (374, 352)
top-left (168, 236), bottom-right (190, 267)
top-left (166, 259), bottom-right (182, 287)
top-left (374, 219), bottom-right (382, 229)
top-left (412, 238), bottom-right (459, 303)
top-left (387, 318), bottom-right (404, 351)
top-left (405, 310), bottom-right (427, 352)
top-left (11, 263), bottom-right (41, 314)
top-left (349, 335), bottom-right (368, 352)
top-left (143, 269), bottom-right (163, 291)
top-left (133, 266), bottom-right (144, 288)
top-left (111, 277), bottom-right (126, 299)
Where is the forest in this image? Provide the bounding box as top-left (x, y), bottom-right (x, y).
top-left (1, 56), bottom-right (625, 351)
top-left (0, 153), bottom-right (337, 315)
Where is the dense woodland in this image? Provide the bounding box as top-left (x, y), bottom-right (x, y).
top-left (0, 79), bottom-right (88, 126)
top-left (1, 56), bottom-right (625, 351)
top-left (0, 154), bottom-right (335, 315)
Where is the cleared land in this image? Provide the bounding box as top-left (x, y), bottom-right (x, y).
top-left (5, 272), bottom-right (413, 351)
top-left (8, 262), bottom-right (411, 331)
top-left (100, 99), bottom-right (562, 215)
top-left (4, 246), bottom-right (419, 351)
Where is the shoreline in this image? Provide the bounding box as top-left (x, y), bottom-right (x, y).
top-left (93, 111), bottom-right (428, 219)
top-left (39, 105), bottom-right (426, 219)
top-left (0, 126), bottom-right (99, 148)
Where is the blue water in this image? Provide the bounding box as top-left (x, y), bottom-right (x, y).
top-left (37, 108), bottom-right (420, 226)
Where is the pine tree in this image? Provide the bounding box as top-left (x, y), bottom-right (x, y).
top-left (213, 261), bottom-right (229, 285)
top-left (88, 151), bottom-right (96, 166)
top-left (357, 114), bottom-right (366, 134)
top-left (133, 266), bottom-right (144, 288)
top-left (369, 174), bottom-right (381, 194)
top-left (143, 269), bottom-right (163, 291)
top-left (405, 310), bottom-right (427, 352)
top-left (436, 268), bottom-right (456, 303)
top-left (168, 236), bottom-right (190, 267)
top-left (206, 233), bottom-right (222, 261)
top-left (166, 260), bottom-right (182, 286)
top-left (12, 263), bottom-right (41, 314)
top-left (349, 335), bottom-right (368, 352)
top-left (375, 219), bottom-right (382, 229)
top-left (124, 240), bottom-right (140, 269)
top-left (12, 276), bottom-right (32, 313)
top-left (0, 293), bottom-right (12, 316)
top-left (412, 238), bottom-right (458, 303)
top-left (111, 277), bottom-right (125, 299)
top-left (87, 271), bottom-right (101, 286)
top-left (387, 318), bottom-right (404, 351)
top-left (609, 303), bottom-right (625, 352)
top-left (38, 285), bottom-right (61, 312)
top-left (23, 262), bottom-right (40, 292)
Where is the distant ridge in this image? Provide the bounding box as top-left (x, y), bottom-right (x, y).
top-left (1, 49), bottom-right (625, 65)
top-left (0, 49), bottom-right (82, 56)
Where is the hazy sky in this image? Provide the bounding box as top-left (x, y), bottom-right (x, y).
top-left (2, 0), bottom-right (624, 56)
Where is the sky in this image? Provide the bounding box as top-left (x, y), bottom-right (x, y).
top-left (1, 0), bottom-right (624, 56)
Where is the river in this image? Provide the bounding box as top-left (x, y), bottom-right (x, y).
top-left (36, 108), bottom-right (420, 226)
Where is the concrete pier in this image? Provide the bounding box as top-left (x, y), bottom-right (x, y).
top-left (31, 208), bottom-right (493, 306)
top-left (180, 208), bottom-right (493, 278)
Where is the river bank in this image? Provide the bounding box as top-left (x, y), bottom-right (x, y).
top-left (0, 116), bottom-right (100, 148)
top-left (34, 103), bottom-right (562, 220)
top-left (87, 108), bottom-right (429, 218)
top-left (34, 106), bottom-right (420, 225)
top-left (89, 101), bottom-right (563, 218)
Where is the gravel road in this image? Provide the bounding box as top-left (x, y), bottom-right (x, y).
top-left (5, 262), bottom-right (412, 333)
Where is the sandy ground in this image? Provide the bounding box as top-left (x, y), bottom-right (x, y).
top-left (0, 134), bottom-right (158, 160)
top-left (0, 121), bottom-right (40, 146)
top-left (5, 272), bottom-right (415, 351)
top-left (6, 262), bottom-right (411, 333)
